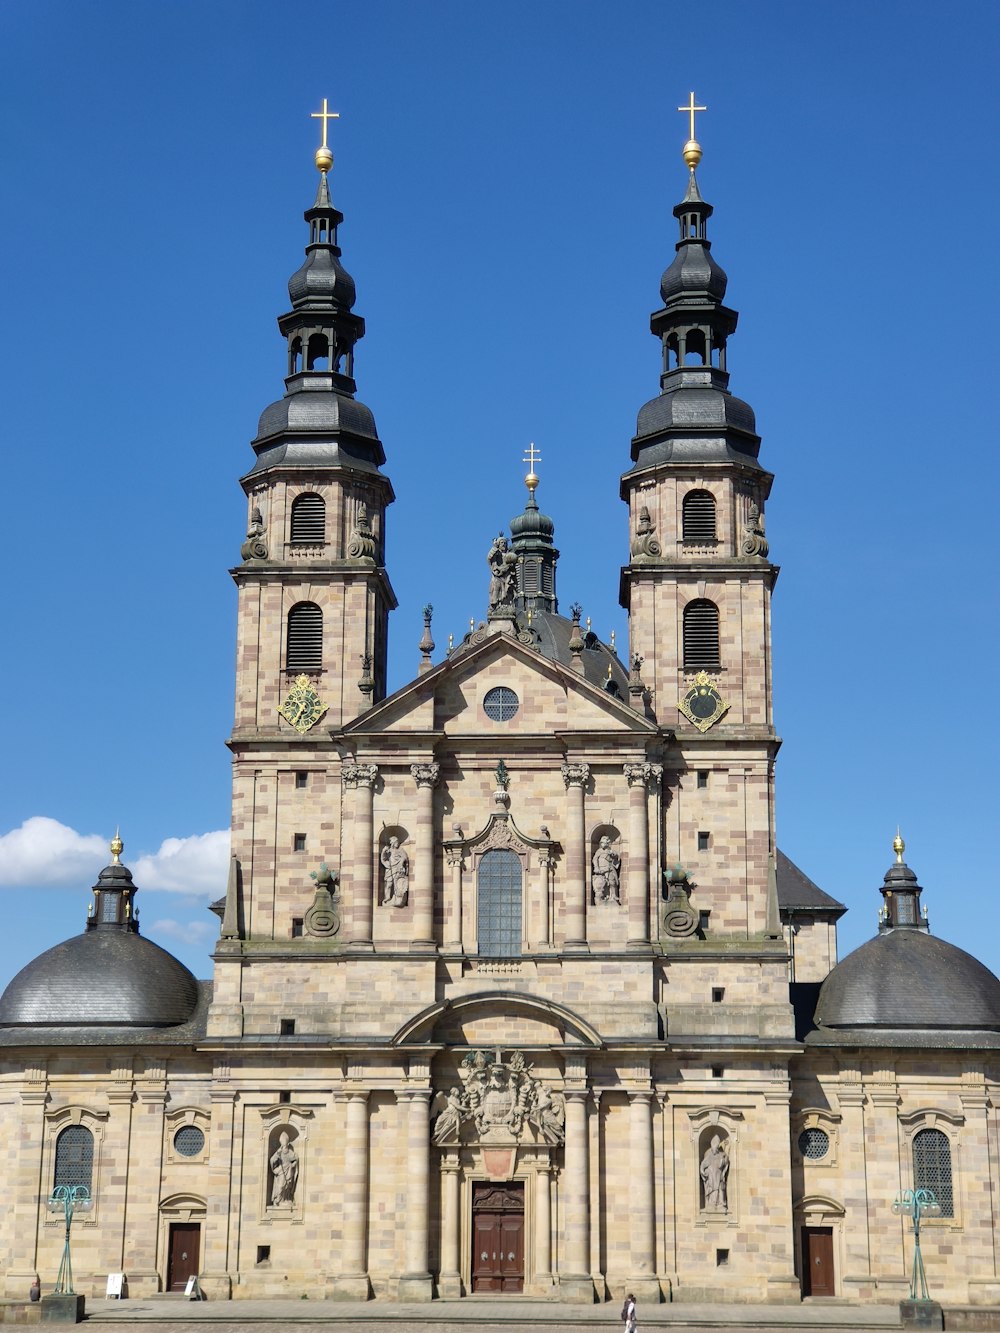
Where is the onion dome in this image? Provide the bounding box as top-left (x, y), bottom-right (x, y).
top-left (659, 172), bottom-right (728, 305)
top-left (0, 838), bottom-right (199, 1029)
top-left (807, 836), bottom-right (1000, 1046)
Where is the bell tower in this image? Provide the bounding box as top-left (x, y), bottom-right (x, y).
top-left (619, 100), bottom-right (780, 936)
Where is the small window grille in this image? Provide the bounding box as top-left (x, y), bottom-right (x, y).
top-left (522, 562), bottom-right (539, 593)
top-left (913, 1128), bottom-right (954, 1217)
top-left (683, 599), bottom-right (720, 670)
top-left (698, 831), bottom-right (710, 852)
top-left (286, 602), bottom-right (322, 671)
top-left (483, 687), bottom-right (519, 722)
top-left (683, 490), bottom-right (717, 542)
top-left (293, 833), bottom-right (306, 852)
top-left (291, 917), bottom-right (304, 938)
top-left (174, 1126), bottom-right (205, 1158)
top-left (290, 493), bottom-right (325, 544)
top-left (697, 770), bottom-right (709, 789)
top-left (477, 849), bottom-right (522, 958)
top-left (279, 1018), bottom-right (296, 1036)
top-left (54, 1125), bottom-right (93, 1191)
top-left (295, 771), bottom-right (308, 789)
top-left (798, 1127), bottom-right (830, 1160)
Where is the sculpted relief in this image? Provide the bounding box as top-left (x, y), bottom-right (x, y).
top-left (432, 1050), bottom-right (565, 1146)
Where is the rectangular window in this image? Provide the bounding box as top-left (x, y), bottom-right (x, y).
top-left (716, 1249), bottom-right (729, 1267)
top-left (291, 917), bottom-right (304, 938)
top-left (698, 831), bottom-right (710, 852)
top-left (295, 771), bottom-right (308, 789)
top-left (697, 770), bottom-right (709, 789)
top-left (711, 1065), bottom-right (724, 1079)
top-left (293, 833), bottom-right (306, 852)
top-left (278, 1090), bottom-right (291, 1104)
top-left (279, 1019), bottom-right (295, 1036)
top-left (712, 987), bottom-right (725, 1003)
top-left (256, 1246), bottom-right (271, 1265)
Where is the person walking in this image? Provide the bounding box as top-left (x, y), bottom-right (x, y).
top-left (622, 1292), bottom-right (637, 1333)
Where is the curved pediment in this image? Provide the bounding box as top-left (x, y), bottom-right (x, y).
top-left (391, 990), bottom-right (603, 1049)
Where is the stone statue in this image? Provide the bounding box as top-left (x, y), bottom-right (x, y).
top-left (269, 1131), bottom-right (299, 1205)
top-left (487, 534), bottom-right (517, 610)
top-left (529, 1082), bottom-right (566, 1144)
top-left (432, 1088), bottom-right (465, 1145)
top-left (592, 835), bottom-right (621, 904)
top-left (700, 1133), bottom-right (729, 1210)
top-left (380, 836), bottom-right (409, 906)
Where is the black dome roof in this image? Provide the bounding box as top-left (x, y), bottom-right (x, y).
top-left (0, 930), bottom-right (199, 1028)
top-left (811, 928), bottom-right (1000, 1036)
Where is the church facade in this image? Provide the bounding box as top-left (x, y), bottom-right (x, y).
top-left (3, 115), bottom-right (1000, 1308)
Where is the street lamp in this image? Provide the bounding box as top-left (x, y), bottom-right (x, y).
top-left (892, 1188), bottom-right (942, 1302)
top-left (46, 1185), bottom-right (93, 1294)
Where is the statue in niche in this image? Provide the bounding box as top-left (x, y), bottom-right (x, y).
top-left (487, 534), bottom-right (518, 610)
top-left (380, 836), bottom-right (409, 906)
top-left (700, 1132), bottom-right (730, 1210)
top-left (269, 1130), bottom-right (299, 1205)
top-left (592, 835), bottom-right (621, 904)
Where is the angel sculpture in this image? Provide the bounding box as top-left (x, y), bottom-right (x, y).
top-left (431, 1087), bottom-right (466, 1145)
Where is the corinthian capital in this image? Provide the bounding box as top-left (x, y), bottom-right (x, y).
top-left (561, 762), bottom-right (590, 789)
top-left (624, 762), bottom-right (663, 789)
top-left (343, 761), bottom-right (379, 789)
top-left (410, 761), bottom-right (441, 789)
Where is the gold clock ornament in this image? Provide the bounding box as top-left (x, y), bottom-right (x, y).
top-left (678, 671), bottom-right (729, 733)
top-left (278, 674), bottom-right (328, 734)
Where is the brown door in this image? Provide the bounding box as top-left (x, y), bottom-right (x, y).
top-left (802, 1226), bottom-right (835, 1297)
top-left (167, 1222), bottom-right (201, 1292)
top-left (471, 1182), bottom-right (524, 1293)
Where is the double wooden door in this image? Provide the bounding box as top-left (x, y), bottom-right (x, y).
top-left (471, 1182), bottom-right (524, 1293)
top-left (801, 1226), bottom-right (835, 1297)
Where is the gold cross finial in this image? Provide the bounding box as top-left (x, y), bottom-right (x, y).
top-left (523, 441), bottom-right (541, 493)
top-left (311, 98), bottom-right (340, 174)
top-left (893, 827), bottom-right (905, 864)
top-left (678, 91), bottom-right (707, 170)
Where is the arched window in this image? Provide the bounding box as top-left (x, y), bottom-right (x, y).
top-left (290, 493), bottom-right (325, 544)
top-left (306, 333), bottom-right (329, 371)
top-left (54, 1125), bottom-right (93, 1191)
top-left (683, 599), bottom-right (720, 670)
top-left (477, 849), bottom-right (522, 958)
top-left (683, 490), bottom-right (717, 542)
top-left (286, 602), bottom-right (323, 672)
top-left (913, 1128), bottom-right (954, 1217)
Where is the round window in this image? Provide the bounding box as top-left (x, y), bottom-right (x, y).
top-left (483, 686), bottom-right (519, 721)
top-left (174, 1126), bottom-right (205, 1158)
top-left (798, 1127), bottom-right (830, 1160)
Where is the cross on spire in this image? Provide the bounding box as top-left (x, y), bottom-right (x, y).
top-left (523, 441), bottom-right (541, 493)
top-left (677, 91), bottom-right (707, 142)
top-left (311, 98), bottom-right (340, 149)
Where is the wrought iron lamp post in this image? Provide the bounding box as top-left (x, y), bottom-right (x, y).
top-left (892, 1188), bottom-right (942, 1302)
top-left (46, 1185), bottom-right (93, 1294)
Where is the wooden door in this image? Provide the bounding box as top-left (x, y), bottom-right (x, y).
top-left (802, 1226), bottom-right (834, 1297)
top-left (167, 1222), bottom-right (201, 1292)
top-left (471, 1182), bottom-right (524, 1293)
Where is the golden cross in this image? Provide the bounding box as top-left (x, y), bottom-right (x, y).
top-left (523, 441), bottom-right (542, 473)
top-left (678, 91), bottom-right (707, 141)
top-left (311, 98), bottom-right (340, 149)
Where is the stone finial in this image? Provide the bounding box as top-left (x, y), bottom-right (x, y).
top-left (568, 604), bottom-right (585, 674)
top-left (419, 604), bottom-right (435, 674)
top-left (357, 652), bottom-right (374, 701)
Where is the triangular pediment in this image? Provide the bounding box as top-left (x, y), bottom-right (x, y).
top-left (339, 632), bottom-right (657, 740)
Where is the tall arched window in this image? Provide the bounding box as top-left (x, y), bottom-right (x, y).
top-left (54, 1125), bottom-right (93, 1191)
top-left (913, 1128), bottom-right (954, 1217)
top-left (290, 493), bottom-right (325, 544)
top-left (682, 490), bottom-right (717, 542)
top-left (683, 599), bottom-right (721, 670)
top-left (477, 849), bottom-right (522, 958)
top-left (286, 602), bottom-right (323, 672)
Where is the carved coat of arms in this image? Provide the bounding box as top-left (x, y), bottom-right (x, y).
top-left (432, 1050), bottom-right (565, 1146)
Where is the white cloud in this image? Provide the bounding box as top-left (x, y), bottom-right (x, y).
top-left (149, 917), bottom-right (216, 944)
top-left (0, 817), bottom-right (107, 887)
top-left (133, 831), bottom-right (230, 898)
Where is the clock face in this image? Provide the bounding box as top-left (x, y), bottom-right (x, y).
top-left (678, 673), bottom-right (728, 733)
top-left (278, 674), bottom-right (328, 735)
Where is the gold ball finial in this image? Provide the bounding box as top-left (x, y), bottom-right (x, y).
top-left (315, 145), bottom-right (333, 174)
top-left (682, 138), bottom-right (702, 170)
top-left (110, 828), bottom-right (123, 864)
top-left (893, 828), bottom-right (905, 864)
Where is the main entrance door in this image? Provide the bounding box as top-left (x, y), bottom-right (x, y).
top-left (471, 1182), bottom-right (524, 1293)
top-left (167, 1222), bottom-right (201, 1292)
top-left (801, 1226), bottom-right (835, 1297)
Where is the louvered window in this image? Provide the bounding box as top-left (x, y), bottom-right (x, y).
top-left (54, 1126), bottom-right (93, 1191)
top-left (286, 602), bottom-right (323, 671)
top-left (477, 849), bottom-right (522, 958)
top-left (913, 1128), bottom-right (954, 1217)
top-left (683, 599), bottom-right (720, 670)
top-left (683, 490), bottom-right (717, 542)
top-left (290, 493), bottom-right (325, 544)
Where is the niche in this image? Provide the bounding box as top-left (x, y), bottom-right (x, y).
top-left (379, 825), bottom-right (411, 908)
top-left (698, 1125), bottom-right (731, 1213)
top-left (590, 824), bottom-right (622, 906)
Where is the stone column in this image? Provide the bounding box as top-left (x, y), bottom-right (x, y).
top-left (624, 763), bottom-right (661, 947)
top-left (410, 763), bottom-right (440, 950)
top-left (444, 846), bottom-right (464, 951)
top-left (535, 1163), bottom-right (553, 1290)
top-left (331, 1092), bottom-right (371, 1300)
top-left (536, 849), bottom-right (554, 949)
top-left (561, 764), bottom-right (590, 951)
top-left (200, 1086), bottom-right (238, 1299)
top-left (344, 763), bottom-right (378, 949)
top-left (439, 1153), bottom-right (462, 1299)
top-left (5, 1087), bottom-right (48, 1297)
top-left (122, 1087), bottom-right (168, 1295)
top-left (560, 1091), bottom-right (594, 1301)
top-left (397, 1091), bottom-right (433, 1301)
top-left (628, 1091), bottom-right (660, 1301)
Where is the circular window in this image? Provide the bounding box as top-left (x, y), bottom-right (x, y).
top-left (798, 1127), bottom-right (830, 1160)
top-left (174, 1126), bottom-right (205, 1158)
top-left (483, 686), bottom-right (519, 722)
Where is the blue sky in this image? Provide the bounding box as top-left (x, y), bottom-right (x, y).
top-left (0, 0), bottom-right (997, 983)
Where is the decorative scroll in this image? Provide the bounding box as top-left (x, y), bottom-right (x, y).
top-left (661, 867), bottom-right (699, 938)
top-left (346, 503), bottom-right (377, 560)
top-left (432, 1050), bottom-right (565, 1146)
top-left (631, 505), bottom-right (661, 558)
top-left (740, 500), bottom-right (769, 558)
top-left (304, 863), bottom-right (340, 937)
top-left (241, 506), bottom-right (268, 561)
